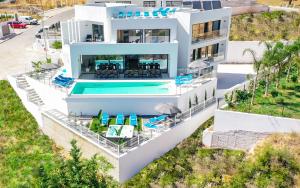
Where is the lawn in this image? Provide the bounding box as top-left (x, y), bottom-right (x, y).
top-left (230, 11), bottom-right (300, 41)
top-left (89, 112), bottom-right (142, 135)
top-left (227, 79), bottom-right (300, 119)
top-left (0, 80), bottom-right (61, 187)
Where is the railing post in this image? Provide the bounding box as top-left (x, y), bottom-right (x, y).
top-left (138, 134), bottom-right (140, 145)
top-left (118, 145), bottom-right (120, 155)
top-left (189, 108), bottom-right (192, 118)
top-left (98, 134), bottom-right (100, 144)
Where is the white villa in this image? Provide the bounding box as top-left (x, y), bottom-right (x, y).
top-left (8, 0), bottom-right (232, 183)
top-left (59, 1), bottom-right (231, 115)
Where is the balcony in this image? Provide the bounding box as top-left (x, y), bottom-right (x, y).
top-left (192, 29), bottom-right (227, 44)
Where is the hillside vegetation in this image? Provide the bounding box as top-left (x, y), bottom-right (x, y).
top-left (0, 80), bottom-right (299, 187)
top-left (230, 11), bottom-right (300, 41)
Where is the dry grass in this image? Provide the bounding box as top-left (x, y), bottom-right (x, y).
top-left (253, 133), bottom-right (300, 187)
top-left (257, 0), bottom-right (300, 6)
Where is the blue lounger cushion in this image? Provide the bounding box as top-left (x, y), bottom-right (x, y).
top-left (135, 11), bottom-right (141, 17)
top-left (116, 114), bottom-right (124, 125)
top-left (144, 122), bottom-right (157, 129)
top-left (127, 12), bottom-right (133, 17)
top-left (152, 11), bottom-right (158, 17)
top-left (101, 113), bottom-right (109, 125)
top-left (129, 113), bottom-right (137, 126)
top-left (144, 12), bottom-right (149, 17)
top-left (149, 115), bottom-right (167, 124)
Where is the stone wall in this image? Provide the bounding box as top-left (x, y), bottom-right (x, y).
top-left (203, 129), bottom-right (269, 150)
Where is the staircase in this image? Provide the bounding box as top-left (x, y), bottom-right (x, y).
top-left (16, 75), bottom-right (45, 106)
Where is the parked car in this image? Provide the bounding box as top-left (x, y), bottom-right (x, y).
top-left (18, 16), bottom-right (38, 25)
top-left (7, 21), bottom-right (27, 29)
top-left (35, 26), bottom-right (50, 39)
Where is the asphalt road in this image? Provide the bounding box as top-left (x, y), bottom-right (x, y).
top-left (0, 8), bottom-right (74, 80)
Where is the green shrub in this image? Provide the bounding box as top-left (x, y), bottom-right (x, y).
top-left (259, 80), bottom-right (266, 87)
top-left (51, 41), bottom-right (62, 49)
top-left (235, 90), bottom-right (251, 102)
top-left (295, 85), bottom-right (300, 92)
top-left (271, 90), bottom-right (279, 97)
top-left (291, 74), bottom-right (298, 83)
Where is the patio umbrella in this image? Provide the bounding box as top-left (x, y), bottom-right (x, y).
top-left (155, 103), bottom-right (181, 115)
top-left (188, 60), bottom-right (209, 77)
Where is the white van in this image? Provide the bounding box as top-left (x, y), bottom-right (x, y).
top-left (18, 16), bottom-right (38, 25)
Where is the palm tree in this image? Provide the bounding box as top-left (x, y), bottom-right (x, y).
top-left (259, 41), bottom-right (274, 96)
top-left (285, 39), bottom-right (300, 81)
top-left (243, 48), bottom-right (262, 105)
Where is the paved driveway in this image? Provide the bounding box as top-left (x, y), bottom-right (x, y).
top-left (0, 8), bottom-right (74, 80)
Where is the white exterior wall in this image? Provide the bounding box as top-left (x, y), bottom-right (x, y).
top-left (214, 110), bottom-right (300, 133)
top-left (177, 78), bottom-right (217, 111)
top-left (66, 95), bottom-right (179, 115)
top-left (118, 102), bottom-right (216, 182)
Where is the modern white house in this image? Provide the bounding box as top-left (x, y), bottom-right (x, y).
top-left (59, 1), bottom-right (231, 115)
top-left (8, 1), bottom-right (232, 182)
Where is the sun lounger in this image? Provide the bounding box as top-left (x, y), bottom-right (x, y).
top-left (127, 12), bottom-right (133, 17)
top-left (158, 7), bottom-right (164, 12)
top-left (52, 79), bottom-right (70, 88)
top-left (116, 113), bottom-right (124, 125)
top-left (149, 115), bottom-right (167, 124)
top-left (152, 11), bottom-right (159, 17)
top-left (58, 75), bottom-right (74, 82)
top-left (101, 113), bottom-right (109, 125)
top-left (118, 12), bottom-right (124, 18)
top-left (144, 11), bottom-right (149, 17)
top-left (144, 122), bottom-right (158, 129)
top-left (169, 8), bottom-right (177, 14)
top-left (135, 11), bottom-right (141, 17)
top-left (129, 113), bottom-right (138, 126)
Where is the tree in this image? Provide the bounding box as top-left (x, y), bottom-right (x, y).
top-left (38, 140), bottom-right (113, 187)
top-left (259, 41), bottom-right (274, 96)
top-left (243, 48), bottom-right (262, 105)
top-left (276, 97), bottom-right (286, 116)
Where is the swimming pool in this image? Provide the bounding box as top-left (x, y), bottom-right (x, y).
top-left (71, 81), bottom-right (171, 95)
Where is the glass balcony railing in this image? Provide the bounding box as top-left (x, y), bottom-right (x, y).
top-left (192, 29), bottom-right (227, 44)
top-left (144, 36), bottom-right (170, 43)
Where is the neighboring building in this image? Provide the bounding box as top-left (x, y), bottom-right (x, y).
top-left (0, 22), bottom-right (13, 39)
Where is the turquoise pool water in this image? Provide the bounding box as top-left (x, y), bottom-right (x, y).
top-left (71, 81), bottom-right (170, 95)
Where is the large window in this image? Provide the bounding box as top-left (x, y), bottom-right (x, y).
top-left (117, 29), bottom-right (170, 43)
top-left (192, 20), bottom-right (221, 43)
top-left (117, 30), bottom-right (142, 43)
top-left (191, 43), bottom-right (219, 62)
top-left (166, 1), bottom-right (182, 7)
top-left (143, 1), bottom-right (156, 7)
top-left (92, 24), bottom-right (104, 42)
top-left (144, 29), bottom-right (170, 43)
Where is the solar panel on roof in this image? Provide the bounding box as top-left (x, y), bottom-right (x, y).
top-left (192, 1), bottom-right (202, 9)
top-left (212, 1), bottom-right (222, 9)
top-left (202, 1), bottom-right (212, 10)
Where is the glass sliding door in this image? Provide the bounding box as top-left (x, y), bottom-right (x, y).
top-left (117, 30), bottom-right (142, 43)
top-left (144, 29), bottom-right (170, 43)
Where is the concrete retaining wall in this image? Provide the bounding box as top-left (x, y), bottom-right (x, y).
top-left (41, 113), bottom-right (120, 180)
top-left (118, 103), bottom-right (216, 182)
top-left (214, 110), bottom-right (300, 133)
